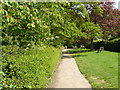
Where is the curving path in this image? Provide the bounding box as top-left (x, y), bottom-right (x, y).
top-left (49, 49), bottom-right (92, 88)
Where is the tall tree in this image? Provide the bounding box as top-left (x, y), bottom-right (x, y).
top-left (89, 2), bottom-right (120, 40)
top-left (80, 22), bottom-right (102, 50)
top-left (2, 2), bottom-right (92, 48)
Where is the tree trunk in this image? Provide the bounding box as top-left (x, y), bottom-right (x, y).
top-left (91, 38), bottom-right (94, 51)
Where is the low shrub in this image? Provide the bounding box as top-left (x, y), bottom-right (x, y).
top-left (2, 46), bottom-right (61, 88)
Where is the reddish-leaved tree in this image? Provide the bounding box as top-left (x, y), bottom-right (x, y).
top-left (89, 2), bottom-right (120, 40)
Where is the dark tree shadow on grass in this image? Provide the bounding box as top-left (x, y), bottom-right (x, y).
top-left (64, 49), bottom-right (90, 58)
top-left (72, 54), bottom-right (87, 57)
top-left (67, 49), bottom-right (91, 54)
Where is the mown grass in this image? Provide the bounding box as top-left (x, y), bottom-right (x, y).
top-left (3, 46), bottom-right (61, 88)
top-left (68, 49), bottom-right (118, 88)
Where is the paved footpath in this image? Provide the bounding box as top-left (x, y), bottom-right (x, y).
top-left (49, 49), bottom-right (92, 88)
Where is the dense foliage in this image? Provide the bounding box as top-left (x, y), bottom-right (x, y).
top-left (2, 2), bottom-right (103, 49)
top-left (89, 2), bottom-right (120, 40)
top-left (3, 46), bottom-right (61, 88)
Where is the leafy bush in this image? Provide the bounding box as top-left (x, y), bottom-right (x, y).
top-left (2, 46), bottom-right (61, 88)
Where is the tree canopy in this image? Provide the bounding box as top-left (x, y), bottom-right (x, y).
top-left (1, 2), bottom-right (120, 50)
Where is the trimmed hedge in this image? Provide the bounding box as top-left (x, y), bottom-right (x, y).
top-left (86, 38), bottom-right (120, 52)
top-left (2, 46), bottom-right (61, 88)
top-left (105, 38), bottom-right (120, 52)
top-left (85, 40), bottom-right (104, 50)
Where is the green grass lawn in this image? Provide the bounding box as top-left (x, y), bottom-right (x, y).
top-left (68, 49), bottom-right (118, 88)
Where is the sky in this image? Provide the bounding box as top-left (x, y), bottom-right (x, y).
top-left (113, 0), bottom-right (120, 9)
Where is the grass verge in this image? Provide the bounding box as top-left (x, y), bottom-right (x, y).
top-left (3, 46), bottom-right (61, 88)
top-left (68, 48), bottom-right (118, 88)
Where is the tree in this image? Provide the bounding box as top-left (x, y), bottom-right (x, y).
top-left (80, 22), bottom-right (102, 50)
top-left (63, 2), bottom-right (103, 47)
top-left (2, 2), bottom-right (93, 48)
top-left (89, 2), bottom-right (120, 40)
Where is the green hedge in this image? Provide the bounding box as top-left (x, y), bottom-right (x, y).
top-left (2, 46), bottom-right (61, 88)
top-left (86, 40), bottom-right (104, 50)
top-left (86, 38), bottom-right (120, 52)
top-left (105, 38), bottom-right (120, 52)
